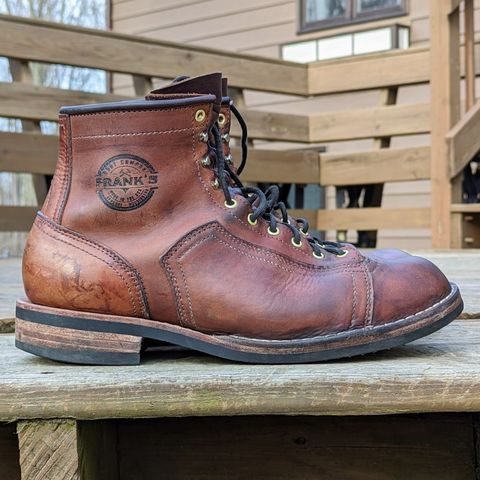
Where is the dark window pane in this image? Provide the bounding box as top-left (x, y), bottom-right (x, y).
top-left (356, 0), bottom-right (401, 13)
top-left (305, 0), bottom-right (348, 23)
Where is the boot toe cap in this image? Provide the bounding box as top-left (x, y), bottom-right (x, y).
top-left (364, 249), bottom-right (452, 327)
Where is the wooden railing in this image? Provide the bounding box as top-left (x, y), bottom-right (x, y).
top-left (0, 8), bottom-right (478, 247)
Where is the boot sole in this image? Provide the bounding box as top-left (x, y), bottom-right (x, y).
top-left (15, 283), bottom-right (463, 365)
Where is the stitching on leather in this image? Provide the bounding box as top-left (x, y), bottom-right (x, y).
top-left (177, 261), bottom-right (197, 328)
top-left (36, 217), bottom-right (139, 316)
top-left (72, 127), bottom-right (193, 140)
top-left (349, 271), bottom-right (357, 329)
top-left (69, 104), bottom-right (212, 118)
top-left (363, 263), bottom-right (374, 326)
top-left (38, 214), bottom-right (150, 317)
top-left (57, 115), bottom-right (73, 223)
top-left (163, 253), bottom-right (186, 326)
top-left (166, 222), bottom-right (363, 276)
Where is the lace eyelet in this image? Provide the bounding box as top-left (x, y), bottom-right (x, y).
top-left (267, 226), bottom-right (280, 236)
top-left (313, 251), bottom-right (325, 260)
top-left (291, 237), bottom-right (302, 248)
top-left (336, 249), bottom-right (349, 258)
top-left (218, 113), bottom-right (226, 126)
top-left (224, 199), bottom-right (237, 209)
top-left (225, 154), bottom-right (233, 164)
top-left (247, 213), bottom-right (258, 226)
top-left (195, 109), bottom-right (206, 122)
top-left (211, 178), bottom-right (220, 189)
top-left (201, 156), bottom-right (211, 167)
top-left (222, 133), bottom-right (230, 143)
top-left (300, 229), bottom-right (308, 237)
top-left (198, 131), bottom-right (208, 142)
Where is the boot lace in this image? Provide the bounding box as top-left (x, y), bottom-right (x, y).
top-left (194, 91), bottom-right (347, 257)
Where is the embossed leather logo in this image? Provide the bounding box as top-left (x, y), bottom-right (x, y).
top-left (95, 154), bottom-right (158, 211)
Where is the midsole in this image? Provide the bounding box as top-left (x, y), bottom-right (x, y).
top-left (16, 284), bottom-right (461, 355)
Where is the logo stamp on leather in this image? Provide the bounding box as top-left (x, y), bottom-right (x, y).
top-left (95, 154), bottom-right (159, 211)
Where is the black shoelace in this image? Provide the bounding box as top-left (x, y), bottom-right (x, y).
top-left (205, 101), bottom-right (347, 258)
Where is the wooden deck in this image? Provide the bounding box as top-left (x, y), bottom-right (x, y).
top-left (0, 252), bottom-right (479, 479)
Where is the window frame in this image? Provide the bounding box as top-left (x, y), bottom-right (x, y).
top-left (298, 0), bottom-right (408, 34)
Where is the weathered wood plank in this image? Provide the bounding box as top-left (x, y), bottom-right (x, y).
top-left (0, 207), bottom-right (37, 232)
top-left (0, 15), bottom-right (307, 95)
top-left (0, 132), bottom-right (57, 175)
top-left (0, 318), bottom-right (480, 419)
top-left (451, 204), bottom-right (480, 213)
top-left (308, 47), bottom-right (430, 95)
top-left (0, 83), bottom-right (310, 142)
top-left (317, 207), bottom-right (431, 230)
top-left (17, 420), bottom-right (79, 480)
top-left (309, 103), bottom-right (430, 142)
top-left (0, 82), bottom-right (127, 122)
top-left (447, 100), bottom-right (480, 177)
top-left (236, 148), bottom-right (319, 183)
top-left (320, 147), bottom-right (431, 186)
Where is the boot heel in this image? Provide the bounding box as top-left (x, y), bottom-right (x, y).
top-left (15, 317), bottom-right (142, 365)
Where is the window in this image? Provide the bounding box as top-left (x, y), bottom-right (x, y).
top-left (282, 25), bottom-right (409, 63)
top-left (299, 0), bottom-right (407, 33)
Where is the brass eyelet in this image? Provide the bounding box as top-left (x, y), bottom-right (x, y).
top-left (201, 156), bottom-right (211, 167)
top-left (195, 109), bottom-right (206, 122)
top-left (211, 178), bottom-right (220, 189)
top-left (336, 249), bottom-right (349, 258)
top-left (267, 226), bottom-right (280, 236)
top-left (218, 113), bottom-right (226, 126)
top-left (224, 199), bottom-right (237, 209)
top-left (313, 251), bottom-right (325, 260)
top-left (300, 228), bottom-right (308, 237)
top-left (222, 133), bottom-right (230, 142)
top-left (291, 237), bottom-right (302, 248)
top-left (247, 213), bottom-right (258, 226)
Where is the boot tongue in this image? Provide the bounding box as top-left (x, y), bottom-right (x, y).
top-left (145, 72), bottom-right (222, 104)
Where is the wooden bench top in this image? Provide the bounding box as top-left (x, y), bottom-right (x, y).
top-left (0, 252), bottom-right (479, 422)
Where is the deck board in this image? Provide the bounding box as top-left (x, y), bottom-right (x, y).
top-left (1, 319), bottom-right (480, 420)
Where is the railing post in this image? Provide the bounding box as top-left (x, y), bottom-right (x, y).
top-left (429, 0), bottom-right (461, 248)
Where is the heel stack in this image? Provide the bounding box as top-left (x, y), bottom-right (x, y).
top-left (15, 318), bottom-right (142, 365)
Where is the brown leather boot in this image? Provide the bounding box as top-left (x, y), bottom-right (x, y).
top-left (16, 73), bottom-right (463, 364)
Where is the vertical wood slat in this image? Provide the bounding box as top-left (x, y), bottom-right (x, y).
top-left (429, 0), bottom-right (462, 248)
top-left (7, 59), bottom-right (48, 205)
top-left (132, 74), bottom-right (153, 96)
top-left (464, 0), bottom-right (475, 111)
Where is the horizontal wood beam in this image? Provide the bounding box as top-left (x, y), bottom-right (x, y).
top-left (0, 206), bottom-right (37, 231)
top-left (446, 99), bottom-right (480, 177)
top-left (451, 204), bottom-right (480, 213)
top-left (310, 103), bottom-right (430, 142)
top-left (320, 147), bottom-right (431, 186)
top-left (0, 131), bottom-right (57, 174)
top-left (0, 82), bottom-right (310, 142)
top-left (234, 148), bottom-right (319, 184)
top-left (307, 47), bottom-right (430, 95)
top-left (0, 14), bottom-right (307, 95)
top-left (317, 207), bottom-right (431, 230)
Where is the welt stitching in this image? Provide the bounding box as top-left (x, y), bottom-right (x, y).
top-left (39, 215), bottom-right (148, 317)
top-left (72, 127), bottom-right (193, 139)
top-left (36, 219), bottom-right (139, 316)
